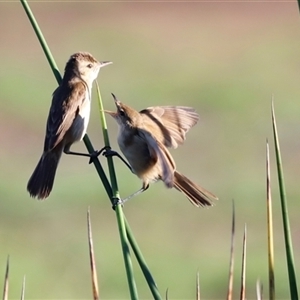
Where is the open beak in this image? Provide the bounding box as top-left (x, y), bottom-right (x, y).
top-left (111, 93), bottom-right (117, 102)
top-left (103, 93), bottom-right (120, 118)
top-left (111, 93), bottom-right (121, 107)
top-left (103, 109), bottom-right (117, 118)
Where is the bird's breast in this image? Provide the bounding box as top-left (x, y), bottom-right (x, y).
top-left (69, 89), bottom-right (91, 142)
top-left (117, 129), bottom-right (157, 176)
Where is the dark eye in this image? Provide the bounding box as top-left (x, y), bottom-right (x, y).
top-left (119, 109), bottom-right (125, 116)
top-left (87, 63), bottom-right (93, 68)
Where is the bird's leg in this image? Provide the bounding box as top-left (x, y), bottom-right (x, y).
top-left (64, 145), bottom-right (113, 162)
top-left (102, 148), bottom-right (133, 172)
top-left (112, 184), bottom-right (150, 209)
top-left (64, 146), bottom-right (110, 163)
top-left (122, 185), bottom-right (149, 203)
top-left (64, 148), bottom-right (92, 157)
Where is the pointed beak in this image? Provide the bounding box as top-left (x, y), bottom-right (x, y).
top-left (111, 93), bottom-right (120, 107)
top-left (99, 61), bottom-right (112, 68)
top-left (103, 109), bottom-right (117, 118)
top-left (104, 93), bottom-right (121, 118)
top-left (111, 92), bottom-right (117, 101)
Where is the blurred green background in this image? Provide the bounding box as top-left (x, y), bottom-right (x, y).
top-left (1, 2), bottom-right (300, 299)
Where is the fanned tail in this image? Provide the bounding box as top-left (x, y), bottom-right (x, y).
top-left (173, 171), bottom-right (218, 207)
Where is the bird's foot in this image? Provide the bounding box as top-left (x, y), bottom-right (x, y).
top-left (112, 196), bottom-right (124, 210)
top-left (88, 146), bottom-right (111, 164)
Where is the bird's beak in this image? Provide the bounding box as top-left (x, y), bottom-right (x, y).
top-left (111, 93), bottom-right (121, 107)
top-left (99, 61), bottom-right (112, 68)
top-left (103, 110), bottom-right (117, 118)
top-left (104, 93), bottom-right (121, 118)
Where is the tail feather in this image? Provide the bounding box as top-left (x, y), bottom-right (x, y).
top-left (173, 171), bottom-right (218, 207)
top-left (27, 151), bottom-right (61, 199)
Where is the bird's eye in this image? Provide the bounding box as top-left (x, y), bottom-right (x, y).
top-left (87, 63), bottom-right (93, 68)
top-left (119, 109), bottom-right (125, 116)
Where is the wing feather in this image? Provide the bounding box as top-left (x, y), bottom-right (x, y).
top-left (44, 81), bottom-right (87, 151)
top-left (138, 128), bottom-right (175, 187)
top-left (140, 106), bottom-right (199, 148)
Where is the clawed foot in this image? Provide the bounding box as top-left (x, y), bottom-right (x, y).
top-left (88, 146), bottom-right (111, 164)
top-left (89, 146), bottom-right (133, 173)
top-left (102, 147), bottom-right (133, 172)
top-left (112, 196), bottom-right (124, 210)
top-left (103, 148), bottom-right (121, 158)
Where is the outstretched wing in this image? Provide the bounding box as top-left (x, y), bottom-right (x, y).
top-left (44, 81), bottom-right (87, 151)
top-left (140, 106), bottom-right (199, 148)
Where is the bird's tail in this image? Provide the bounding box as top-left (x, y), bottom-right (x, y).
top-left (27, 150), bottom-right (62, 199)
top-left (173, 171), bottom-right (218, 207)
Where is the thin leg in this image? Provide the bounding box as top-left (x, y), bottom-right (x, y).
top-left (64, 149), bottom-right (92, 157)
top-left (122, 186), bottom-right (147, 203)
top-left (103, 148), bottom-right (133, 172)
top-left (112, 184), bottom-right (150, 209)
top-left (64, 146), bottom-right (110, 163)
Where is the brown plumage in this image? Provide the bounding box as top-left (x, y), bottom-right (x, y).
top-left (105, 93), bottom-right (218, 207)
top-left (27, 52), bottom-right (111, 199)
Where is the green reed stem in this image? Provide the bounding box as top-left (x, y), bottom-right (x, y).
top-left (271, 100), bottom-right (298, 299)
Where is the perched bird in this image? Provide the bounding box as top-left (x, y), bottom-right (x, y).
top-left (27, 52), bottom-right (112, 199)
top-left (105, 93), bottom-right (218, 207)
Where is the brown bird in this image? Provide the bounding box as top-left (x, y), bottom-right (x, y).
top-left (104, 93), bottom-right (218, 207)
top-left (27, 52), bottom-right (112, 199)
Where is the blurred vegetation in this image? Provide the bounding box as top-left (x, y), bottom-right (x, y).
top-left (0, 2), bottom-right (300, 299)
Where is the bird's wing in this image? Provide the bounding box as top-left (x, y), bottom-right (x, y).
top-left (140, 106), bottom-right (199, 148)
top-left (138, 128), bottom-right (175, 187)
top-left (44, 81), bottom-right (87, 151)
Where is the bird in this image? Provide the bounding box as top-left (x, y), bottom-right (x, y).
top-left (104, 93), bottom-right (218, 207)
top-left (27, 52), bottom-right (112, 199)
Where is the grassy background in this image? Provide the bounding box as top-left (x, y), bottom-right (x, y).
top-left (1, 2), bottom-right (300, 299)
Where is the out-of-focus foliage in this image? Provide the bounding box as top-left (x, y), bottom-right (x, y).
top-left (0, 3), bottom-right (299, 299)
